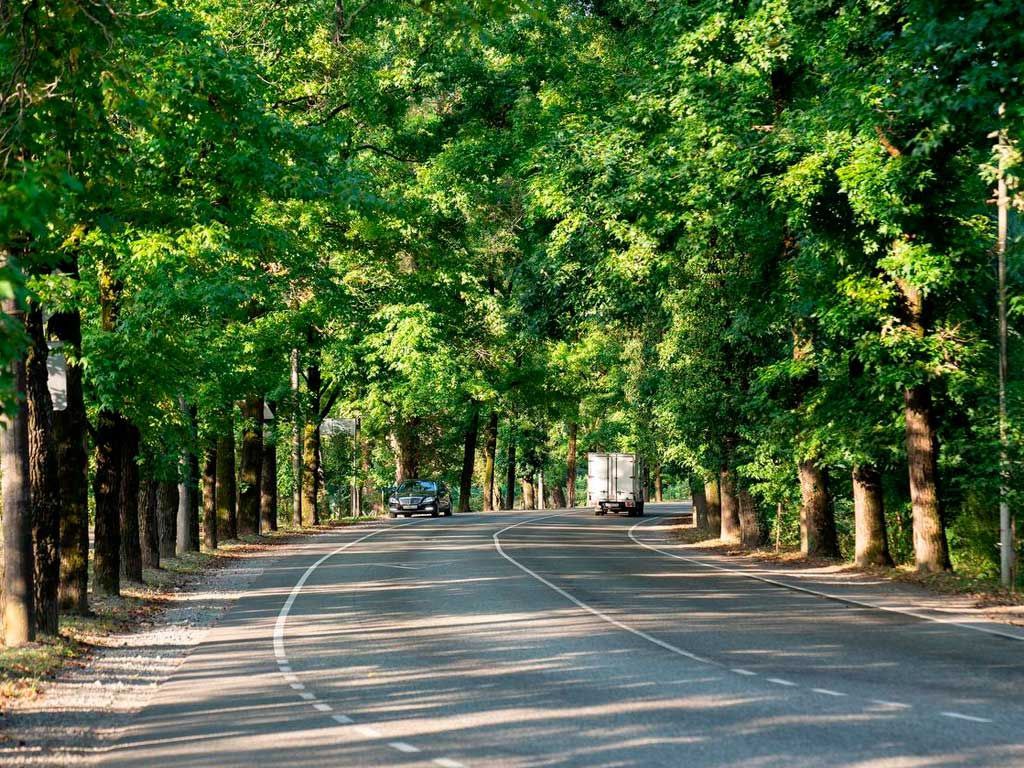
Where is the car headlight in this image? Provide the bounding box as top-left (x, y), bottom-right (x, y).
top-left (423, 496), bottom-right (435, 504)
top-left (388, 496), bottom-right (398, 505)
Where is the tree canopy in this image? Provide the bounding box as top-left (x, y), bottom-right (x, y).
top-left (1, 0), bottom-right (1022, 641)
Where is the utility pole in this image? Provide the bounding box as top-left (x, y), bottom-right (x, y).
top-left (538, 471), bottom-right (545, 510)
top-left (995, 103), bottom-right (1016, 588)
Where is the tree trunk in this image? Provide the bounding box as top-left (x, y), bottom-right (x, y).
top-left (188, 448), bottom-right (201, 548)
top-left (302, 422), bottom-right (320, 526)
top-left (216, 426), bottom-right (237, 540)
top-left (798, 460), bottom-right (839, 558)
top-left (504, 435), bottom-right (517, 510)
top-left (520, 477), bottom-right (536, 510)
top-left (892, 274), bottom-right (950, 572)
top-left (157, 480), bottom-right (178, 559)
top-left (261, 433), bottom-right (278, 532)
top-left (566, 421), bottom-right (578, 508)
top-left (94, 261), bottom-right (131, 592)
top-left (481, 411), bottom-right (498, 511)
top-left (551, 485), bottom-right (567, 509)
top-left (719, 468), bottom-right (741, 543)
top-left (92, 410), bottom-right (123, 596)
top-left (177, 399), bottom-right (200, 555)
top-left (853, 465), bottom-right (893, 568)
top-left (119, 423), bottom-right (143, 582)
top-left (290, 348), bottom-right (302, 527)
top-left (361, 437), bottom-right (379, 515)
top-left (1, 294), bottom-right (35, 644)
top-left (238, 397), bottom-right (263, 537)
top-left (49, 306), bottom-right (89, 614)
top-left (904, 385), bottom-right (951, 572)
top-left (26, 303), bottom-right (60, 636)
top-left (139, 478), bottom-right (160, 570)
top-left (738, 487), bottom-right (763, 549)
top-left (458, 405), bottom-right (479, 514)
top-left (705, 478), bottom-right (721, 534)
top-left (654, 465), bottom-right (664, 502)
top-left (202, 446), bottom-right (217, 549)
top-left (690, 477), bottom-right (709, 533)
top-left (391, 419), bottom-right (419, 485)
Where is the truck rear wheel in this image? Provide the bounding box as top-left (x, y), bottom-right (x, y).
top-left (595, 509), bottom-right (606, 516)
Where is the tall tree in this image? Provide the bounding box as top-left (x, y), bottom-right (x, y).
top-left (1, 292), bottom-right (34, 645)
top-left (481, 411), bottom-right (498, 511)
top-left (49, 304), bottom-right (89, 613)
top-left (458, 405), bottom-right (480, 514)
top-left (216, 426), bottom-right (238, 540)
top-left (25, 304), bottom-right (61, 635)
top-left (238, 397), bottom-right (263, 536)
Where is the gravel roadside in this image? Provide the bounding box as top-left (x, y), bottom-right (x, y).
top-left (0, 529), bottom-right (332, 767)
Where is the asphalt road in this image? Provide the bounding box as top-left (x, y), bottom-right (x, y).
top-left (99, 504), bottom-right (1024, 767)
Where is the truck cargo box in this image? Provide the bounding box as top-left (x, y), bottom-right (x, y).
top-left (587, 452), bottom-right (645, 517)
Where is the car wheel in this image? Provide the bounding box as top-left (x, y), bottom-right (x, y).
top-left (431, 511), bottom-right (439, 517)
top-left (443, 509), bottom-right (452, 516)
top-left (389, 512), bottom-right (398, 518)
top-left (595, 510), bottom-right (606, 516)
top-left (403, 513), bottom-right (412, 517)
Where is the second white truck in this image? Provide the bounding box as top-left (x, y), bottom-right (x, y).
top-left (587, 452), bottom-right (645, 517)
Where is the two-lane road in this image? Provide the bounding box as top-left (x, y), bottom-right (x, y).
top-left (100, 505), bottom-right (1024, 767)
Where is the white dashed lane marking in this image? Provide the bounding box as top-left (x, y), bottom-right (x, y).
top-left (389, 742), bottom-right (421, 753)
top-left (767, 678), bottom-right (798, 687)
top-left (812, 688), bottom-right (847, 697)
top-left (355, 724), bottom-right (383, 738)
top-left (313, 703), bottom-right (332, 712)
top-left (941, 711), bottom-right (993, 724)
top-left (434, 759), bottom-right (467, 768)
top-left (731, 668), bottom-right (756, 676)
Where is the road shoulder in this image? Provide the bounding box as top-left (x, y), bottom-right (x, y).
top-left (0, 523), bottom-right (373, 767)
top-left (632, 513), bottom-right (1024, 641)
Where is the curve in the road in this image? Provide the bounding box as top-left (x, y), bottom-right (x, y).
top-left (493, 512), bottom-right (716, 665)
top-left (494, 508), bottom-right (1001, 727)
top-left (272, 518), bottom-right (469, 768)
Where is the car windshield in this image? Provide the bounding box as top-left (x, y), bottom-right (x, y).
top-left (396, 480), bottom-right (436, 494)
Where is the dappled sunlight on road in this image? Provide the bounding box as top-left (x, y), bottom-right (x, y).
top-left (93, 510), bottom-right (1024, 768)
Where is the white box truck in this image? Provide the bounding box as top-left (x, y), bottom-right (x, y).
top-left (587, 452), bottom-right (645, 517)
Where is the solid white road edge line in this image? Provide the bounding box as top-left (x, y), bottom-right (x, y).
top-left (493, 512), bottom-right (716, 667)
top-left (271, 516), bottom-right (477, 767)
top-left (273, 520), bottom-right (422, 662)
top-left (628, 515), bottom-right (1024, 643)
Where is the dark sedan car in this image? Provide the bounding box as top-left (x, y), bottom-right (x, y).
top-left (388, 479), bottom-right (453, 517)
